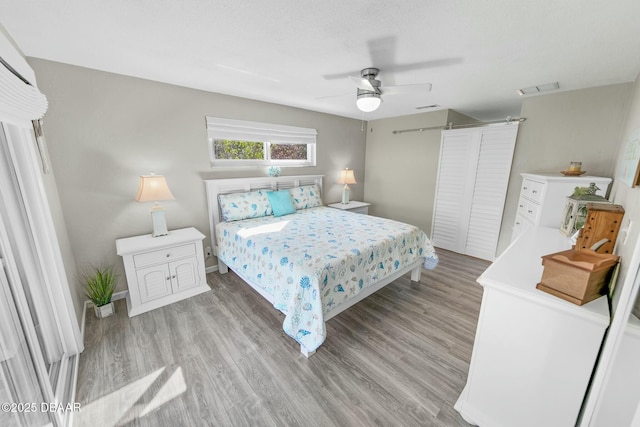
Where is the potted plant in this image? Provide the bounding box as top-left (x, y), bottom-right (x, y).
top-left (83, 265), bottom-right (117, 318)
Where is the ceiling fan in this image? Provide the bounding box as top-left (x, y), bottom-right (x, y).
top-left (350, 67), bottom-right (432, 112)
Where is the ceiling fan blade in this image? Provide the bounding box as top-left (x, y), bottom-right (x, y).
top-left (316, 92), bottom-right (352, 100)
top-left (382, 83), bottom-right (432, 96)
top-left (348, 75), bottom-right (375, 91)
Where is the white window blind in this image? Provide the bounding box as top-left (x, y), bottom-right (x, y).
top-left (0, 59), bottom-right (48, 124)
top-left (206, 116), bottom-right (317, 144)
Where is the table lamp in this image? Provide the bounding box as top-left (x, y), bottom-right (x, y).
top-left (135, 174), bottom-right (175, 237)
top-left (337, 168), bottom-right (356, 204)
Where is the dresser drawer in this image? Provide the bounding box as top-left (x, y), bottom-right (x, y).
top-left (521, 179), bottom-right (544, 203)
top-left (516, 197), bottom-right (529, 217)
top-left (523, 201), bottom-right (539, 222)
top-left (133, 243), bottom-right (196, 268)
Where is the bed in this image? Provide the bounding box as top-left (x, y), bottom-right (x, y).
top-left (205, 175), bottom-right (438, 356)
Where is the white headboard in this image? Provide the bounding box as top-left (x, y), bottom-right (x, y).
top-left (204, 175), bottom-right (324, 254)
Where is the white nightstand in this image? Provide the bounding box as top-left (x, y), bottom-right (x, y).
top-left (116, 227), bottom-right (210, 317)
top-left (327, 201), bottom-right (370, 215)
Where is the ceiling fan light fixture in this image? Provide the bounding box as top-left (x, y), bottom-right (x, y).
top-left (356, 92), bottom-right (382, 112)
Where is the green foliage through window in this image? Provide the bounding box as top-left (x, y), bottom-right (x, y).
top-left (214, 140), bottom-right (264, 160)
top-left (270, 144), bottom-right (307, 160)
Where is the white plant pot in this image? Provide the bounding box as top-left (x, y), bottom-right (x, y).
top-left (94, 302), bottom-right (114, 319)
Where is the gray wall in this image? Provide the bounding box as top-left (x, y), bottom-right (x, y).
top-left (498, 84), bottom-right (632, 254)
top-left (363, 109), bottom-right (478, 235)
top-left (29, 59), bottom-right (367, 303)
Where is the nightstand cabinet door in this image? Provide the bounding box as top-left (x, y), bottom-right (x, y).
top-left (170, 258), bottom-right (200, 293)
top-left (136, 264), bottom-right (172, 303)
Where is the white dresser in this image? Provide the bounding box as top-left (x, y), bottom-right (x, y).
top-left (116, 227), bottom-right (210, 316)
top-left (455, 226), bottom-right (609, 427)
top-left (512, 173), bottom-right (612, 241)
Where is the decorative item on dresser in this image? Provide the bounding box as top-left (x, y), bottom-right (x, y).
top-left (455, 226), bottom-right (610, 427)
top-left (574, 203), bottom-right (625, 254)
top-left (116, 227), bottom-right (209, 317)
top-left (511, 173), bottom-right (612, 242)
top-left (559, 183), bottom-right (612, 236)
top-left (327, 200), bottom-right (370, 215)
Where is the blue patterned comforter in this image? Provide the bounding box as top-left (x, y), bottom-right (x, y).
top-left (216, 206), bottom-right (438, 352)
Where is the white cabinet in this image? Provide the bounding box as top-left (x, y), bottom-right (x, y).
top-left (327, 200), bottom-right (370, 215)
top-left (512, 173), bottom-right (612, 242)
top-left (455, 226), bottom-right (609, 427)
top-left (431, 123), bottom-right (519, 260)
top-left (116, 227), bottom-right (210, 316)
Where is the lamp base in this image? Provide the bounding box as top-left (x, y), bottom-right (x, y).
top-left (150, 203), bottom-right (169, 237)
top-left (341, 185), bottom-right (351, 204)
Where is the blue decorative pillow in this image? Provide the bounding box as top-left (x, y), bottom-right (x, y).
top-left (289, 184), bottom-right (323, 210)
top-left (218, 190), bottom-right (272, 222)
top-left (267, 190), bottom-right (296, 217)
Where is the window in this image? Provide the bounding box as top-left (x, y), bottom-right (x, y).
top-left (206, 116), bottom-right (317, 167)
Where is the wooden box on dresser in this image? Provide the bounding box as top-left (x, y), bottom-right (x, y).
top-left (116, 227), bottom-right (210, 317)
top-left (455, 226), bottom-right (609, 427)
top-left (512, 173), bottom-right (612, 242)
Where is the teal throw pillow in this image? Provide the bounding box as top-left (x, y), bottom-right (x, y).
top-left (267, 190), bottom-right (296, 217)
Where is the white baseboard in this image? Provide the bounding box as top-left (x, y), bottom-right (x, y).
top-left (206, 265), bottom-right (219, 274)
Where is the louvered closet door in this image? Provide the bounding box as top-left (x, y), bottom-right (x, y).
top-left (431, 124), bottom-right (518, 260)
top-left (431, 130), bottom-right (480, 253)
top-left (464, 126), bottom-right (519, 260)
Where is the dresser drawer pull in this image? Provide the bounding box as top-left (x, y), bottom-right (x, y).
top-left (166, 254), bottom-right (170, 258)
top-left (528, 210), bottom-right (533, 214)
top-left (532, 190), bottom-right (537, 194)
top-left (519, 204), bottom-right (524, 208)
top-left (166, 276), bottom-right (170, 281)
top-left (523, 186), bottom-right (528, 190)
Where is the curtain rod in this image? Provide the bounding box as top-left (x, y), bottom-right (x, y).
top-left (392, 117), bottom-right (526, 135)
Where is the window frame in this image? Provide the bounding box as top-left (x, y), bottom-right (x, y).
top-left (206, 116), bottom-right (317, 168)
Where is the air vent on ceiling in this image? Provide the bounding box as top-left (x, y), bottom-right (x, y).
top-left (416, 104), bottom-right (440, 110)
top-left (516, 82), bottom-right (560, 96)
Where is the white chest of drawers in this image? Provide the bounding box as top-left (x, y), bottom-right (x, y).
top-left (512, 173), bottom-right (612, 242)
top-left (116, 227), bottom-right (210, 316)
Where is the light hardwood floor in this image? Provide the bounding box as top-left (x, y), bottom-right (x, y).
top-left (75, 249), bottom-right (488, 427)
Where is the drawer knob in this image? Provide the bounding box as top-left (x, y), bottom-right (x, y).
top-left (166, 276), bottom-right (170, 281)
top-left (172, 275), bottom-right (176, 279)
top-left (532, 190), bottom-right (537, 194)
top-left (528, 210), bottom-right (533, 214)
top-left (166, 253), bottom-right (170, 258)
top-left (519, 204), bottom-right (524, 208)
top-left (523, 186), bottom-right (528, 190)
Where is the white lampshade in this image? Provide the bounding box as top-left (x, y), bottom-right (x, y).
top-left (356, 93), bottom-right (381, 112)
top-left (337, 169), bottom-right (357, 185)
top-left (135, 175), bottom-right (175, 202)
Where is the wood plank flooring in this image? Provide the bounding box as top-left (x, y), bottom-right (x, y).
top-left (75, 249), bottom-right (488, 427)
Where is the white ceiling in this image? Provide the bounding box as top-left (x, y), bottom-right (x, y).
top-left (2, 0), bottom-right (640, 122)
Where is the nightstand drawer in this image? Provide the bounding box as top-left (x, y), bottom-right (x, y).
top-left (133, 243), bottom-right (196, 268)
